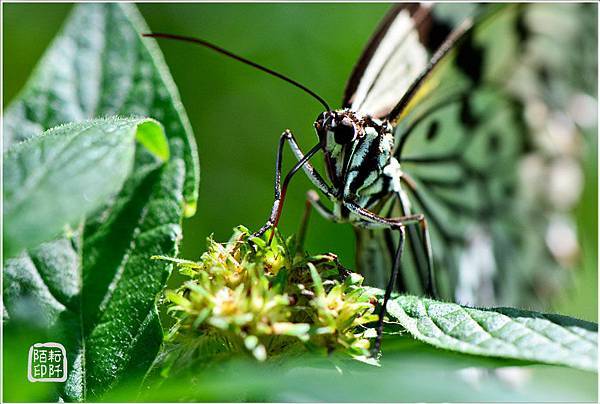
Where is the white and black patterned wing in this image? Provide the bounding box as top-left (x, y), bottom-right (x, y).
top-left (352, 4), bottom-right (589, 307)
top-left (356, 5), bottom-right (536, 304)
top-left (343, 4), bottom-right (456, 119)
top-left (389, 4), bottom-right (559, 306)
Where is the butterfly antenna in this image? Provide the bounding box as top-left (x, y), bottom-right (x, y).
top-left (143, 32), bottom-right (331, 111)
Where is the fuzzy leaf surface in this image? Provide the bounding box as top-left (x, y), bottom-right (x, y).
top-left (3, 117), bottom-right (168, 258)
top-left (386, 295), bottom-right (598, 372)
top-left (3, 2), bottom-right (199, 214)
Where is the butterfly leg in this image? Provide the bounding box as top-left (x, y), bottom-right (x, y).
top-left (398, 176), bottom-right (441, 298)
top-left (254, 130), bottom-right (335, 239)
top-left (375, 225), bottom-right (405, 355)
top-left (351, 215), bottom-right (408, 355)
top-left (418, 216), bottom-right (437, 298)
top-left (347, 200), bottom-right (438, 297)
top-left (344, 203), bottom-right (427, 355)
top-left (344, 199), bottom-right (442, 353)
top-left (297, 194), bottom-right (313, 252)
top-left (306, 189), bottom-right (338, 221)
top-left (297, 190), bottom-right (338, 250)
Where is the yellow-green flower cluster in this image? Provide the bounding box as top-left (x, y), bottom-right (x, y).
top-left (157, 226), bottom-right (377, 362)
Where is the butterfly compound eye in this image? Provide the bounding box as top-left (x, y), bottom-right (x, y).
top-left (333, 119), bottom-right (356, 144)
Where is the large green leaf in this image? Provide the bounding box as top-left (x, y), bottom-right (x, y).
top-left (3, 3), bottom-right (199, 401)
top-left (3, 117), bottom-right (169, 258)
top-left (386, 295), bottom-right (598, 372)
top-left (3, 2), bottom-right (199, 215)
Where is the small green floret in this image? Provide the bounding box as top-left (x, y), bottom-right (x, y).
top-left (156, 226), bottom-right (377, 365)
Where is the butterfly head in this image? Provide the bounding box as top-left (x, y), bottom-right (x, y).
top-left (314, 109), bottom-right (392, 149)
top-left (314, 109), bottom-right (361, 147)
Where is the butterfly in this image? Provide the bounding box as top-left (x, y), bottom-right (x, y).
top-left (146, 3), bottom-right (578, 353)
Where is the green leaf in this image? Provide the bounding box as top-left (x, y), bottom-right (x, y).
top-left (3, 117), bottom-right (168, 258)
top-left (3, 2), bottom-right (199, 215)
top-left (4, 147), bottom-right (184, 400)
top-left (3, 3), bottom-right (199, 401)
top-left (386, 295), bottom-right (598, 372)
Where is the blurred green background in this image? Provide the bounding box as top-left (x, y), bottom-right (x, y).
top-left (4, 3), bottom-right (596, 322)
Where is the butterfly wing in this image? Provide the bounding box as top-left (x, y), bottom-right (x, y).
top-left (391, 5), bottom-right (526, 302)
top-left (388, 4), bottom-right (576, 306)
top-left (353, 4), bottom-right (563, 306)
top-left (343, 4), bottom-right (460, 119)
